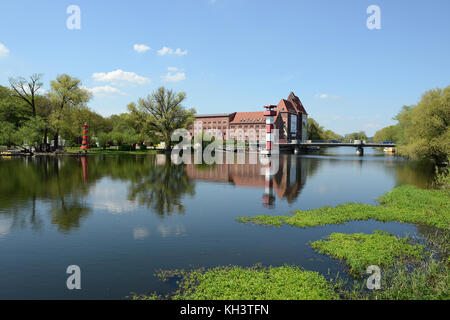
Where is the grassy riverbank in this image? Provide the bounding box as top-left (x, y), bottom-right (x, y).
top-left (237, 185), bottom-right (450, 230)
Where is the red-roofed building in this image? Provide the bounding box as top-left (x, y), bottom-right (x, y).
top-left (188, 92), bottom-right (308, 141)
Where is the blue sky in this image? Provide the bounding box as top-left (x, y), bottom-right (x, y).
top-left (0, 0), bottom-right (449, 135)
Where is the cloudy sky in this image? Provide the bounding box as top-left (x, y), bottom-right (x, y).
top-left (0, 0), bottom-right (449, 135)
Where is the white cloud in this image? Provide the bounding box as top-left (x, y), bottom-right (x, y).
top-left (133, 227), bottom-right (149, 240)
top-left (314, 93), bottom-right (340, 100)
top-left (157, 46), bottom-right (188, 56)
top-left (133, 44), bottom-right (151, 53)
top-left (157, 225), bottom-right (187, 238)
top-left (92, 69), bottom-right (150, 85)
top-left (0, 43), bottom-right (9, 58)
top-left (90, 179), bottom-right (139, 214)
top-left (82, 85), bottom-right (125, 96)
top-left (161, 67), bottom-right (186, 82)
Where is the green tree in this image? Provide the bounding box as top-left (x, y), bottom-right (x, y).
top-left (48, 74), bottom-right (91, 149)
top-left (343, 131), bottom-right (368, 142)
top-left (307, 118), bottom-right (324, 140)
top-left (128, 87), bottom-right (196, 151)
top-left (0, 85), bottom-right (31, 127)
top-left (0, 122), bottom-right (20, 148)
top-left (374, 125), bottom-right (398, 142)
top-left (307, 118), bottom-right (342, 141)
top-left (111, 131), bottom-right (125, 146)
top-left (18, 116), bottom-right (46, 149)
top-left (97, 132), bottom-right (111, 150)
top-left (394, 105), bottom-right (414, 145)
top-left (397, 86), bottom-right (450, 163)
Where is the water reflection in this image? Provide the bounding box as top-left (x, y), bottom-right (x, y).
top-left (0, 151), bottom-right (435, 235)
top-left (0, 150), bottom-right (439, 299)
top-left (185, 155), bottom-right (319, 208)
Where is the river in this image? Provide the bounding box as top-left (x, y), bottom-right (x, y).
top-left (0, 148), bottom-right (435, 299)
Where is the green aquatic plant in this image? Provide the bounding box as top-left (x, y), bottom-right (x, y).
top-left (136, 265), bottom-right (339, 300)
top-left (311, 231), bottom-right (424, 276)
top-left (237, 185), bottom-right (450, 230)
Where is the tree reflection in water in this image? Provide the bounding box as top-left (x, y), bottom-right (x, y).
top-left (126, 154), bottom-right (196, 217)
top-left (0, 152), bottom-right (435, 235)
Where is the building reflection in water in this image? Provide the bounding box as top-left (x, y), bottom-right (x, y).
top-left (184, 154), bottom-right (308, 208)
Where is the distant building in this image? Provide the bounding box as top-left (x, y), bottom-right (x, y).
top-left (188, 92), bottom-right (308, 141)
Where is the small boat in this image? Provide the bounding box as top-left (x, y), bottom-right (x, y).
top-left (383, 147), bottom-right (395, 153)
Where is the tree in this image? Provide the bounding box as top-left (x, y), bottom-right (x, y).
top-left (307, 118), bottom-right (342, 141)
top-left (397, 86), bottom-right (450, 163)
top-left (128, 87), bottom-right (196, 150)
top-left (0, 122), bottom-right (20, 148)
top-left (48, 74), bottom-right (91, 149)
top-left (0, 85), bottom-right (31, 127)
top-left (374, 125), bottom-right (398, 142)
top-left (394, 105), bottom-right (414, 145)
top-left (97, 132), bottom-right (111, 150)
top-left (18, 116), bottom-right (46, 149)
top-left (343, 131), bottom-right (368, 142)
top-left (9, 74), bottom-right (43, 117)
top-left (307, 118), bottom-right (324, 140)
top-left (111, 131), bottom-right (125, 146)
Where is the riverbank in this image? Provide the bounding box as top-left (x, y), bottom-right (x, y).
top-left (136, 183), bottom-right (449, 300)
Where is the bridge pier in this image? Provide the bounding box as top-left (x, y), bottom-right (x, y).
top-left (356, 146), bottom-right (364, 156)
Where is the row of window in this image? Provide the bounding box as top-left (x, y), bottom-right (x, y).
top-left (202, 120), bottom-right (228, 124)
top-left (202, 124), bottom-right (266, 130)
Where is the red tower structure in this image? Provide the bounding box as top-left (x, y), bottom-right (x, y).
top-left (81, 123), bottom-right (90, 152)
top-left (263, 105), bottom-right (277, 155)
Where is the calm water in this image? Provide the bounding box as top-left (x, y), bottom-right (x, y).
top-left (0, 148), bottom-right (435, 299)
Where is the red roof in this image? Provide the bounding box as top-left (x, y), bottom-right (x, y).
top-left (275, 99), bottom-right (297, 113)
top-left (230, 111), bottom-right (268, 124)
top-left (287, 92), bottom-right (308, 115)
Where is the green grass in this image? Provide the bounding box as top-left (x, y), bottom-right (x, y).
top-left (311, 231), bottom-right (424, 276)
top-left (237, 185), bottom-right (450, 230)
top-left (135, 265), bottom-right (339, 300)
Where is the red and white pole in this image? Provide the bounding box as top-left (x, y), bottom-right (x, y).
top-left (263, 105), bottom-right (276, 155)
top-left (81, 123), bottom-right (90, 152)
top-left (262, 161), bottom-right (275, 207)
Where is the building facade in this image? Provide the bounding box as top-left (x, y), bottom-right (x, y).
top-left (188, 92), bottom-right (308, 142)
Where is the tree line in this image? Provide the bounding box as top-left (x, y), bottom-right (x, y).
top-left (307, 118), bottom-right (368, 142)
top-left (374, 86), bottom-right (449, 163)
top-left (0, 73), bottom-right (196, 152)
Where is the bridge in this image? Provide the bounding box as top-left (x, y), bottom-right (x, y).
top-left (278, 140), bottom-right (396, 156)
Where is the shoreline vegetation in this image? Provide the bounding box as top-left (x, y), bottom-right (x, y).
top-left (136, 180), bottom-right (449, 300)
top-left (237, 185), bottom-right (450, 230)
